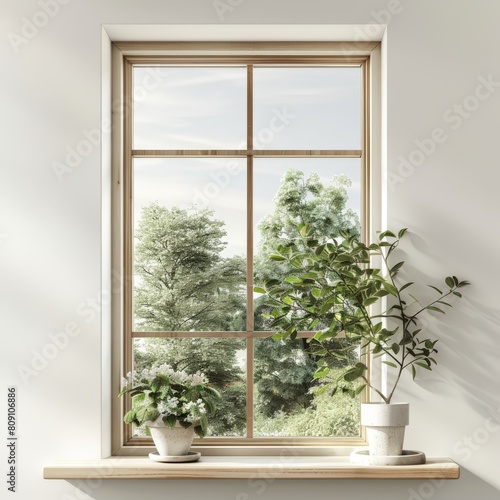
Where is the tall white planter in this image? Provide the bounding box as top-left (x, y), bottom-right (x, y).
top-left (361, 402), bottom-right (409, 456)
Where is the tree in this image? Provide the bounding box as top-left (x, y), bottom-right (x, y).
top-left (134, 203), bottom-right (246, 332)
top-left (254, 337), bottom-right (317, 418)
top-left (255, 170), bottom-right (359, 286)
top-left (253, 170), bottom-right (360, 421)
top-left (133, 203), bottom-right (246, 435)
top-left (132, 169), bottom-right (361, 436)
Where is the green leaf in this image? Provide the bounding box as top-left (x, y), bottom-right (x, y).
top-left (124, 410), bottom-right (136, 425)
top-left (253, 286), bottom-right (267, 294)
top-left (390, 261), bottom-right (405, 274)
top-left (426, 305), bottom-right (445, 314)
top-left (299, 225), bottom-right (309, 238)
top-left (415, 361), bottom-right (432, 371)
top-left (379, 230), bottom-right (396, 239)
top-left (270, 253), bottom-right (286, 261)
top-left (398, 228), bottom-right (408, 238)
top-left (391, 343), bottom-right (400, 354)
top-left (314, 244), bottom-right (325, 256)
top-left (363, 296), bottom-right (379, 307)
top-left (315, 385), bottom-right (330, 396)
top-left (162, 414), bottom-right (177, 429)
top-left (453, 291), bottom-right (462, 298)
top-left (354, 384), bottom-right (367, 395)
top-left (400, 282), bottom-right (414, 292)
top-left (313, 367), bottom-right (329, 379)
top-left (383, 283), bottom-right (398, 296)
top-left (436, 300), bottom-right (452, 308)
top-left (399, 335), bottom-right (413, 345)
top-left (284, 276), bottom-right (302, 284)
top-left (445, 276), bottom-right (455, 288)
top-left (343, 362), bottom-right (367, 382)
top-left (411, 365), bottom-right (417, 380)
top-left (428, 285), bottom-right (443, 294)
top-left (178, 419), bottom-right (193, 429)
top-left (382, 361), bottom-right (398, 368)
top-left (301, 272), bottom-right (319, 280)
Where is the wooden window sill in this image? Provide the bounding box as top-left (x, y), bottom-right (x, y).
top-left (43, 456), bottom-right (459, 480)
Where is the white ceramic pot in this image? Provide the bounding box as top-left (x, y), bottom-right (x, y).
top-left (361, 402), bottom-right (409, 456)
top-left (146, 419), bottom-right (196, 457)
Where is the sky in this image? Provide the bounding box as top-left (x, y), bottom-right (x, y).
top-left (132, 65), bottom-right (362, 257)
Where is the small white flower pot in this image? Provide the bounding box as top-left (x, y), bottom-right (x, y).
top-left (146, 420), bottom-right (196, 457)
top-left (361, 402), bottom-right (409, 456)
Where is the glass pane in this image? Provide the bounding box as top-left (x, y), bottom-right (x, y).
top-left (254, 338), bottom-right (360, 437)
top-left (253, 67), bottom-right (361, 150)
top-left (133, 66), bottom-right (246, 149)
top-left (253, 158), bottom-right (361, 331)
top-left (133, 158), bottom-right (246, 332)
top-left (133, 338), bottom-right (246, 437)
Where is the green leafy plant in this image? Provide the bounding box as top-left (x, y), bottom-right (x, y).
top-left (118, 364), bottom-right (221, 437)
top-left (255, 226), bottom-right (469, 404)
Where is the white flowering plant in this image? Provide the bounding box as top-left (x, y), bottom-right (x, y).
top-left (118, 364), bottom-right (221, 438)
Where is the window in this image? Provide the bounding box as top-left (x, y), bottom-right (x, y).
top-left (112, 42), bottom-right (380, 454)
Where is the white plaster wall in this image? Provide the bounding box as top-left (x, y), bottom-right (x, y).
top-left (1, 1), bottom-right (499, 499)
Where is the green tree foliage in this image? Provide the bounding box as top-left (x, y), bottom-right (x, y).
top-left (254, 338), bottom-right (317, 418)
top-left (134, 203), bottom-right (245, 332)
top-left (133, 204), bottom-right (246, 435)
top-left (253, 171), bottom-right (360, 425)
top-left (255, 170), bottom-right (359, 286)
top-left (254, 369), bottom-right (360, 438)
top-left (132, 170), bottom-right (361, 437)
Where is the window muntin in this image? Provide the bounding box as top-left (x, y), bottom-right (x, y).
top-left (122, 52), bottom-right (370, 447)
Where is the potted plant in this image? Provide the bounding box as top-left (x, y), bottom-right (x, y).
top-left (255, 226), bottom-right (469, 462)
top-left (118, 364), bottom-right (221, 462)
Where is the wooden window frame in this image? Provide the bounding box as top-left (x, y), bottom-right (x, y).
top-left (111, 41), bottom-right (381, 456)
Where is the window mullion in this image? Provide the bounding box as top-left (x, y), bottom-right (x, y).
top-left (246, 64), bottom-right (254, 439)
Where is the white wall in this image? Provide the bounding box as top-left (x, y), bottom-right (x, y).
top-left (1, 1), bottom-right (499, 499)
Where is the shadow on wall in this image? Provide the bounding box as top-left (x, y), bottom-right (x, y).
top-left (383, 217), bottom-right (500, 421)
top-left (67, 468), bottom-right (499, 500)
